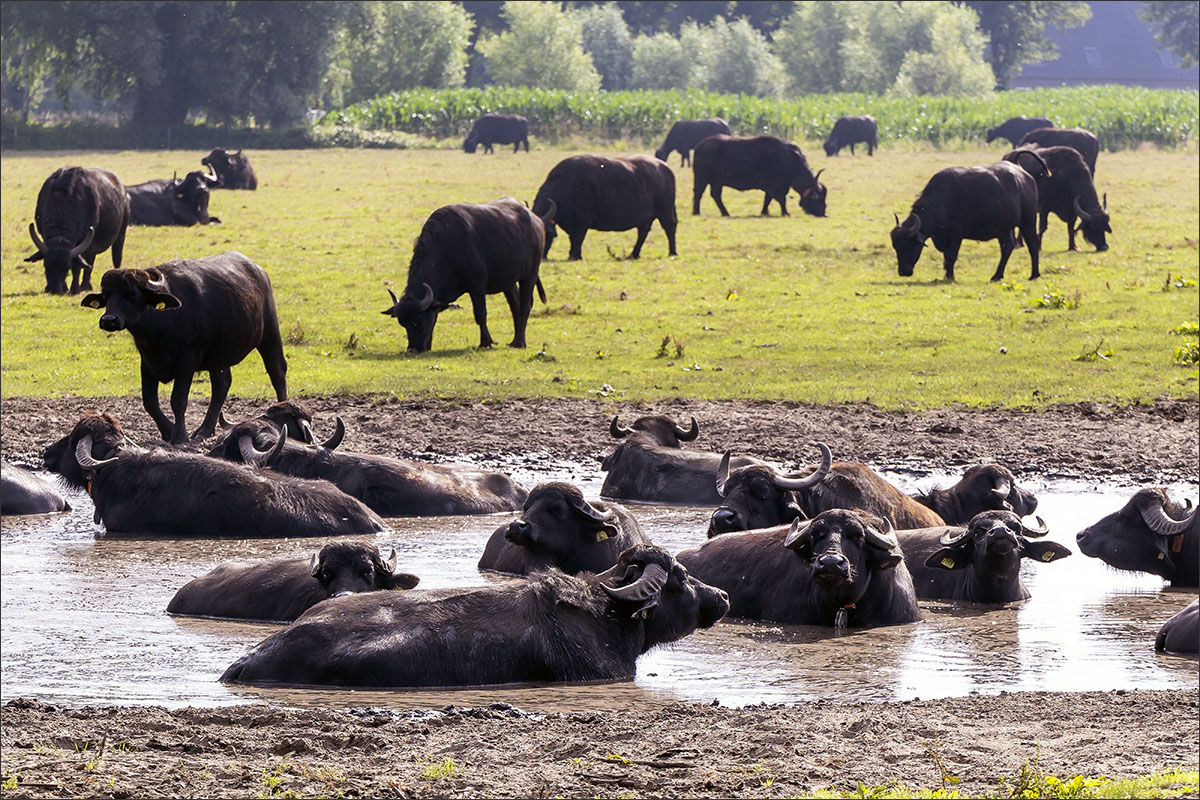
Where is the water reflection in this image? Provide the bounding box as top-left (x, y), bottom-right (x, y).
top-left (2, 465), bottom-right (1196, 711)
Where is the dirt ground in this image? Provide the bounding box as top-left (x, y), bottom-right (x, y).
top-left (1, 394), bottom-right (1197, 798)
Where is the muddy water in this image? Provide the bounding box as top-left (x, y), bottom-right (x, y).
top-left (2, 460), bottom-right (1196, 712)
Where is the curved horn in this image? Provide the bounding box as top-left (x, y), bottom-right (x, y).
top-left (28, 222), bottom-right (47, 254)
top-left (673, 416), bottom-right (699, 442)
top-left (893, 212), bottom-right (901, 228)
top-left (238, 426), bottom-right (287, 466)
top-left (991, 477), bottom-right (1012, 505)
top-left (771, 442), bottom-right (833, 491)
top-left (202, 167), bottom-right (221, 186)
top-left (75, 435), bottom-right (118, 469)
top-left (813, 169), bottom-right (825, 183)
top-left (387, 288), bottom-right (400, 307)
top-left (1073, 196), bottom-right (1094, 224)
top-left (864, 516), bottom-right (898, 551)
top-left (939, 526), bottom-right (972, 546)
top-left (321, 416), bottom-right (346, 450)
top-left (601, 562), bottom-right (667, 605)
top-left (539, 198), bottom-right (557, 224)
top-left (419, 283), bottom-right (435, 311)
top-left (1138, 494), bottom-right (1198, 536)
top-left (783, 517), bottom-right (813, 550)
top-left (715, 450), bottom-right (732, 498)
top-left (610, 415), bottom-right (633, 439)
top-left (568, 493), bottom-right (616, 524)
top-left (1102, 192), bottom-right (1107, 211)
top-left (68, 227), bottom-right (95, 258)
top-left (309, 552), bottom-right (322, 578)
top-left (902, 213), bottom-right (921, 233)
top-left (1020, 515), bottom-right (1049, 537)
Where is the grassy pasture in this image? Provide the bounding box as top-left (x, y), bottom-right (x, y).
top-left (1, 144), bottom-right (1196, 409)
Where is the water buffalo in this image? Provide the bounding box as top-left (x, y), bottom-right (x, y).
top-left (692, 134), bottom-right (827, 218)
top-left (478, 482), bottom-right (650, 576)
top-left (201, 148), bottom-right (257, 189)
top-left (823, 115), bottom-right (877, 157)
top-left (897, 511), bottom-right (1069, 602)
top-left (463, 114), bottom-right (529, 154)
top-left (211, 417), bottom-right (527, 516)
top-left (678, 509), bottom-right (921, 627)
top-left (80, 252), bottom-right (288, 444)
top-left (1004, 145), bottom-right (1110, 252)
top-left (911, 464), bottom-right (1039, 524)
top-left (532, 155), bottom-right (677, 261)
top-left (127, 169), bottom-right (221, 226)
top-left (708, 443), bottom-right (947, 537)
top-left (1156, 599), bottom-right (1199, 655)
top-left (891, 161), bottom-right (1041, 282)
top-left (600, 415), bottom-right (767, 506)
top-left (0, 463), bottom-right (70, 514)
top-left (380, 197), bottom-right (549, 352)
top-left (1018, 127), bottom-right (1100, 175)
top-left (43, 412), bottom-right (387, 538)
top-left (25, 166), bottom-right (130, 295)
top-left (220, 545), bottom-right (730, 688)
top-left (167, 541), bottom-right (420, 622)
top-left (1075, 488), bottom-right (1198, 588)
top-left (986, 116), bottom-right (1053, 148)
top-left (654, 118), bottom-right (731, 166)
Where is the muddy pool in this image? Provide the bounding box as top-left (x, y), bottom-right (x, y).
top-left (2, 457), bottom-right (1196, 712)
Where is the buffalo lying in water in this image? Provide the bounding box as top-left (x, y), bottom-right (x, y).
top-left (1075, 488), bottom-right (1197, 588)
top-left (167, 541), bottom-right (419, 622)
top-left (1156, 599), bottom-right (1198, 655)
top-left (221, 546), bottom-right (729, 688)
top-left (0, 462), bottom-right (70, 514)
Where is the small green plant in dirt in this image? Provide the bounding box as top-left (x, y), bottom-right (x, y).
top-left (1173, 340), bottom-right (1199, 366)
top-left (655, 334), bottom-right (685, 359)
top-left (923, 736), bottom-right (961, 792)
top-left (1170, 322), bottom-right (1199, 336)
top-left (1163, 273), bottom-right (1197, 291)
top-left (1026, 287), bottom-right (1082, 310)
top-left (260, 761), bottom-right (297, 799)
top-left (1074, 339), bottom-right (1114, 362)
top-left (2, 771), bottom-right (19, 790)
top-left (528, 343), bottom-right (556, 362)
top-left (421, 757), bottom-right (459, 781)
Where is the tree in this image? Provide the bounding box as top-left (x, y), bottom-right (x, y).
top-left (958, 1), bottom-right (1091, 90)
top-left (630, 31), bottom-right (692, 89)
top-left (570, 3), bottom-right (633, 90)
top-left (893, 7), bottom-right (995, 96)
top-left (772, 1), bottom-right (856, 94)
top-left (1141, 1), bottom-right (1200, 67)
top-left (699, 17), bottom-right (784, 97)
top-left (477, 2), bottom-right (601, 90)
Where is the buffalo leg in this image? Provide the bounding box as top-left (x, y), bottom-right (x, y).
top-left (711, 185), bottom-right (730, 217)
top-left (681, 151), bottom-right (690, 167)
top-left (167, 365), bottom-right (198, 444)
top-left (111, 223), bottom-right (127, 269)
top-left (692, 183), bottom-right (707, 216)
top-left (470, 291), bottom-right (495, 348)
top-left (629, 224), bottom-right (652, 260)
top-left (760, 194), bottom-right (772, 216)
top-left (991, 232), bottom-right (1015, 282)
top-left (506, 283), bottom-right (534, 348)
top-left (850, 143), bottom-right (856, 155)
top-left (257, 327), bottom-right (289, 401)
top-left (1022, 220), bottom-right (1041, 280)
top-left (567, 229), bottom-right (587, 261)
top-left (1065, 213), bottom-right (1078, 252)
top-left (942, 238), bottom-right (962, 281)
top-left (140, 362), bottom-right (174, 441)
top-left (660, 212), bottom-right (678, 257)
top-left (193, 368), bottom-right (232, 441)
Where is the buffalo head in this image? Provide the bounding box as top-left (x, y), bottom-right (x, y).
top-left (926, 510), bottom-right (1067, 583)
top-left (890, 212), bottom-right (926, 277)
top-left (796, 168), bottom-right (828, 218)
top-left (1073, 194), bottom-right (1111, 252)
top-left (28, 223), bottom-right (95, 295)
top-left (505, 482), bottom-right (623, 566)
top-left (1076, 488), bottom-right (1197, 581)
top-left (784, 508), bottom-right (905, 599)
top-left (609, 414), bottom-right (699, 447)
top-left (177, 169), bottom-right (222, 224)
top-left (201, 148), bottom-right (254, 188)
top-left (310, 541), bottom-right (419, 598)
top-left (381, 284), bottom-right (442, 352)
top-left (80, 268), bottom-right (181, 332)
top-left (709, 442), bottom-right (833, 536)
top-left (43, 411), bottom-right (136, 491)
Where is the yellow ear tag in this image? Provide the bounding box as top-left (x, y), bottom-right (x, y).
top-left (155, 302), bottom-right (167, 310)
top-left (940, 557), bottom-right (955, 569)
top-left (88, 300), bottom-right (100, 308)
top-left (1157, 552), bottom-right (1165, 560)
top-left (639, 609), bottom-right (648, 619)
top-left (595, 531), bottom-right (610, 542)
top-left (1041, 551), bottom-right (1055, 562)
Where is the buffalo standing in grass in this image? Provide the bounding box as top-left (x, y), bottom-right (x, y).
top-left (26, 166), bottom-right (130, 295)
top-left (43, 412), bottom-right (386, 538)
top-left (1075, 488), bottom-right (1198, 588)
top-left (1, 463), bottom-right (70, 514)
top-left (463, 114), bottom-right (530, 154)
top-left (81, 252), bottom-right (288, 444)
top-left (897, 511), bottom-right (1069, 603)
top-left (220, 545), bottom-right (730, 688)
top-left (381, 197), bottom-right (550, 352)
top-left (1018, 127), bottom-right (1100, 175)
top-left (127, 169), bottom-right (222, 226)
top-left (600, 415), bottom-right (767, 506)
top-left (1156, 600), bottom-right (1199, 655)
top-left (201, 148), bottom-right (257, 189)
top-left (692, 134), bottom-right (827, 218)
top-left (891, 161), bottom-right (1042, 282)
top-left (1004, 145), bottom-right (1111, 252)
top-left (986, 116), bottom-right (1054, 148)
top-left (478, 482), bottom-right (650, 576)
top-left (533, 155), bottom-right (677, 261)
top-left (678, 509), bottom-right (921, 628)
top-left (823, 115), bottom-right (877, 157)
top-left (167, 541), bottom-right (419, 622)
top-left (654, 118), bottom-right (731, 166)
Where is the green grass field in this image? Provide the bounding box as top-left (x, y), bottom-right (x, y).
top-left (1, 144), bottom-right (1196, 409)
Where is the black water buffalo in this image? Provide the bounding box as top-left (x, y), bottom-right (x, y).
top-left (211, 417), bottom-right (527, 516)
top-left (200, 148), bottom-right (257, 189)
top-left (0, 463), bottom-right (70, 514)
top-left (80, 252), bottom-right (288, 444)
top-left (692, 134), bottom-right (827, 218)
top-left (679, 509), bottom-right (921, 627)
top-left (891, 161), bottom-right (1041, 282)
top-left (986, 116), bottom-right (1054, 148)
top-left (600, 415), bottom-right (767, 506)
top-left (1156, 599), bottom-right (1199, 655)
top-left (709, 443), bottom-right (948, 537)
top-left (127, 169), bottom-right (221, 226)
top-left (533, 155), bottom-right (677, 260)
top-left (478, 482), bottom-right (649, 576)
top-left (1075, 488), bottom-right (1198, 587)
top-left (381, 197), bottom-right (549, 352)
top-left (897, 511), bottom-right (1069, 603)
top-left (1018, 127), bottom-right (1100, 175)
top-left (220, 545), bottom-right (730, 688)
top-left (911, 464), bottom-right (1039, 524)
top-left (463, 114), bottom-right (529, 154)
top-left (1004, 145), bottom-right (1110, 252)
top-left (823, 115), bottom-right (877, 157)
top-left (43, 412), bottom-right (386, 538)
top-left (654, 118), bottom-right (731, 166)
top-left (25, 166), bottom-right (130, 295)
top-left (167, 541), bottom-right (420, 622)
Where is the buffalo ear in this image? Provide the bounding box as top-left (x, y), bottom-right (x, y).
top-left (783, 497), bottom-right (806, 523)
top-left (309, 552), bottom-right (322, 579)
top-left (1021, 540), bottom-right (1072, 564)
top-left (145, 290), bottom-right (182, 311)
top-left (81, 293), bottom-right (107, 309)
top-left (390, 572), bottom-right (420, 590)
top-left (381, 547), bottom-right (398, 574)
top-left (925, 546), bottom-right (970, 571)
top-left (870, 551), bottom-right (904, 571)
